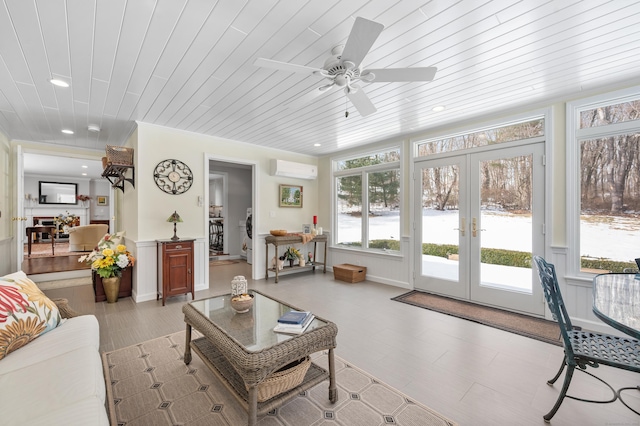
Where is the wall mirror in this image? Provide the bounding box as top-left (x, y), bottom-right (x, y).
top-left (38, 181), bottom-right (78, 205)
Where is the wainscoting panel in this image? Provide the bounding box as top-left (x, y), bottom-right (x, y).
top-left (550, 246), bottom-right (626, 337)
top-left (131, 239), bottom-right (157, 303)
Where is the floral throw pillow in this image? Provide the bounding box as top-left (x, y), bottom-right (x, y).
top-left (95, 230), bottom-right (125, 251)
top-left (0, 271), bottom-right (62, 360)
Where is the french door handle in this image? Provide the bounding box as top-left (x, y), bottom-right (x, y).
top-left (472, 218), bottom-right (486, 237)
top-left (453, 217), bottom-right (466, 236)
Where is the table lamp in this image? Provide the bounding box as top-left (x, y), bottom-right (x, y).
top-left (166, 211), bottom-right (183, 241)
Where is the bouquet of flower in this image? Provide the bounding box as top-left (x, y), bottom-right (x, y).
top-left (54, 211), bottom-right (78, 227)
top-left (76, 194), bottom-right (91, 202)
top-left (79, 235), bottom-right (135, 278)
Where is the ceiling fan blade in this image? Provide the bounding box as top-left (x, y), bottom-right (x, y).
top-left (346, 88), bottom-right (377, 117)
top-left (340, 17), bottom-right (384, 68)
top-left (364, 67), bottom-right (437, 82)
top-left (253, 57), bottom-right (322, 74)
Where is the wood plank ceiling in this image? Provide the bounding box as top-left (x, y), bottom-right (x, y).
top-left (1, 0), bottom-right (640, 157)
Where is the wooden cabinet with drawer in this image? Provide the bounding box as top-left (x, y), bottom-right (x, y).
top-left (157, 239), bottom-right (195, 306)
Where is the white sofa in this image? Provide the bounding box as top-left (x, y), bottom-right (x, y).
top-left (0, 301), bottom-right (109, 425)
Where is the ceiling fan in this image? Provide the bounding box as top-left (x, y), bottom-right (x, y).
top-left (253, 17), bottom-right (437, 117)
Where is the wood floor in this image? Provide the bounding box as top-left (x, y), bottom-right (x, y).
top-left (42, 261), bottom-right (640, 426)
top-left (22, 252), bottom-right (90, 274)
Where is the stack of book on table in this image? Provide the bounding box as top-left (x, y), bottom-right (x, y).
top-left (273, 310), bottom-right (315, 335)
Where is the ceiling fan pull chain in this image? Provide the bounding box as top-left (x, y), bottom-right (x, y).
top-left (345, 98), bottom-right (349, 118)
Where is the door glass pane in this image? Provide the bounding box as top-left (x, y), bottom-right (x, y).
top-left (421, 164), bottom-right (460, 281)
top-left (478, 155), bottom-right (533, 293)
top-left (336, 175), bottom-right (362, 247)
top-left (368, 170), bottom-right (400, 251)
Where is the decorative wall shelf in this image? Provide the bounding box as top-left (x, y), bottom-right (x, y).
top-left (102, 164), bottom-right (135, 192)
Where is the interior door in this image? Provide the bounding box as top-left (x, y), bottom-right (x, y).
top-left (415, 143), bottom-right (545, 315)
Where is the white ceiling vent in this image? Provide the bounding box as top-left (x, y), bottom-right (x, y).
top-left (271, 159), bottom-right (317, 180)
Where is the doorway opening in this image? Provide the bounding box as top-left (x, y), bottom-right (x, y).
top-left (206, 158), bottom-right (255, 281)
top-left (19, 152), bottom-right (111, 276)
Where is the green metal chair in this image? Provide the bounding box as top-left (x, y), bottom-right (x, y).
top-left (532, 255), bottom-right (640, 422)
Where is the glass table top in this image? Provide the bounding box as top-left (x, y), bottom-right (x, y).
top-left (189, 290), bottom-right (327, 352)
top-left (593, 273), bottom-right (640, 339)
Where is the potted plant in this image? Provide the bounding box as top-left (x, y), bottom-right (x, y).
top-left (283, 246), bottom-right (301, 267)
top-left (79, 235), bottom-right (135, 303)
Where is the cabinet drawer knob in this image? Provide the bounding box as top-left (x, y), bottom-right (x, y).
top-left (175, 245), bottom-right (182, 249)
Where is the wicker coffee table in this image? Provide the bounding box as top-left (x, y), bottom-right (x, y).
top-left (182, 290), bottom-right (338, 426)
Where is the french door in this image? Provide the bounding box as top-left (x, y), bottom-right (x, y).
top-left (414, 143), bottom-right (545, 315)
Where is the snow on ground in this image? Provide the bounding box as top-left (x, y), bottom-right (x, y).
top-left (338, 208), bottom-right (639, 262)
top-left (337, 209), bottom-right (639, 291)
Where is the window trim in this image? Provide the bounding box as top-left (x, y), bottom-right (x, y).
top-left (331, 144), bottom-right (402, 255)
top-left (566, 85), bottom-right (640, 277)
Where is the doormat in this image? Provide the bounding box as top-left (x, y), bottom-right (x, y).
top-left (209, 259), bottom-right (239, 266)
top-left (392, 290), bottom-right (562, 346)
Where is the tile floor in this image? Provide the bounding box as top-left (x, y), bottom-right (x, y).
top-left (44, 261), bottom-right (640, 426)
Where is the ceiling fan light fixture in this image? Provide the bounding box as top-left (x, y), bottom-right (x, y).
top-left (360, 72), bottom-right (375, 82)
top-left (88, 124), bottom-right (101, 132)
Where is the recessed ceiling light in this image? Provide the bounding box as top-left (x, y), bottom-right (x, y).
top-left (82, 165), bottom-right (88, 168)
top-left (88, 124), bottom-right (101, 133)
top-left (314, 143), bottom-right (321, 147)
top-left (432, 105), bottom-right (445, 112)
top-left (81, 173), bottom-right (87, 176)
top-left (61, 129), bottom-right (74, 134)
top-left (50, 78), bottom-right (69, 87)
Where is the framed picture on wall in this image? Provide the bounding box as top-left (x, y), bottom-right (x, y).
top-left (97, 195), bottom-right (108, 206)
top-left (279, 184), bottom-right (302, 208)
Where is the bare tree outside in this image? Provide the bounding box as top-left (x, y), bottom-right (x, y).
top-left (578, 100), bottom-right (640, 268)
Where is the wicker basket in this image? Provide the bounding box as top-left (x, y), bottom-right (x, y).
top-left (269, 230), bottom-right (287, 236)
top-left (250, 357), bottom-right (310, 402)
top-left (105, 145), bottom-right (134, 165)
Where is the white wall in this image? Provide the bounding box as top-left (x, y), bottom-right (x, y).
top-left (126, 122), bottom-right (319, 302)
top-left (90, 179), bottom-right (110, 220)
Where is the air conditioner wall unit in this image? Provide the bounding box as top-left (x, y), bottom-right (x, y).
top-left (271, 159), bottom-right (318, 180)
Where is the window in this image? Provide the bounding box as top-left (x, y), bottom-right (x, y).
top-left (334, 148), bottom-right (401, 253)
top-left (568, 89), bottom-right (640, 274)
top-left (416, 118), bottom-right (544, 156)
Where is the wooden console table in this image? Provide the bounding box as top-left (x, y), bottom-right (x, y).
top-left (26, 226), bottom-right (56, 256)
top-left (265, 234), bottom-right (327, 283)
